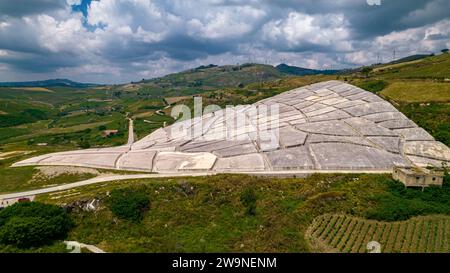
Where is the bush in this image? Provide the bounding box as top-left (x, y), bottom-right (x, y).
top-left (356, 80), bottom-right (388, 93)
top-left (364, 179), bottom-right (450, 221)
top-left (0, 109), bottom-right (49, 128)
top-left (240, 188), bottom-right (257, 216)
top-left (443, 165), bottom-right (450, 186)
top-left (107, 188), bottom-right (150, 222)
top-left (78, 140), bottom-right (91, 149)
top-left (0, 202), bottom-right (73, 248)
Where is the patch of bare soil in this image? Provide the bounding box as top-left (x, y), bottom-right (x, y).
top-left (0, 151), bottom-right (33, 160)
top-left (33, 166), bottom-right (101, 180)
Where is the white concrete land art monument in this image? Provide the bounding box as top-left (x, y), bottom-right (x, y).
top-left (13, 81), bottom-right (450, 174)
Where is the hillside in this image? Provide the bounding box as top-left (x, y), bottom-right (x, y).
top-left (371, 53), bottom-right (450, 80)
top-left (0, 79), bottom-right (100, 88)
top-left (124, 63), bottom-right (284, 97)
top-left (388, 54), bottom-right (433, 65)
top-left (276, 63), bottom-right (340, 76)
top-left (115, 62), bottom-right (345, 99)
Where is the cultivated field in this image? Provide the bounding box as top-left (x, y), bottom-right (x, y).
top-left (380, 81), bottom-right (450, 103)
top-left (307, 214), bottom-right (450, 253)
top-left (10, 87), bottom-right (54, 92)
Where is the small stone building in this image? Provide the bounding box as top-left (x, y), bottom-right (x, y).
top-left (393, 167), bottom-right (444, 188)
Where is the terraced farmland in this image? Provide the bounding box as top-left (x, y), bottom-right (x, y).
top-left (307, 214), bottom-right (450, 253)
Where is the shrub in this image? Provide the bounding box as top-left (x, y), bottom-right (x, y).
top-left (0, 109), bottom-right (49, 128)
top-left (240, 188), bottom-right (257, 216)
top-left (107, 188), bottom-right (150, 222)
top-left (78, 140), bottom-right (91, 149)
top-left (364, 179), bottom-right (450, 221)
top-left (443, 164), bottom-right (450, 186)
top-left (357, 80), bottom-right (388, 93)
top-left (21, 109), bottom-right (48, 120)
top-left (360, 67), bottom-right (373, 77)
top-left (0, 202), bottom-right (73, 248)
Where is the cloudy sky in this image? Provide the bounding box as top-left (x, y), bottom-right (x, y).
top-left (0, 0), bottom-right (449, 84)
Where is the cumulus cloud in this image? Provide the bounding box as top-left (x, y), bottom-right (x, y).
top-left (262, 12), bottom-right (352, 52)
top-left (0, 0), bottom-right (448, 83)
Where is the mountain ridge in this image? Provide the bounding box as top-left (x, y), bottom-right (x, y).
top-left (276, 63), bottom-right (340, 76)
top-left (0, 78), bottom-right (101, 88)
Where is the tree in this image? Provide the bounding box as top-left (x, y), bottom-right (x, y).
top-left (0, 202), bottom-right (73, 248)
top-left (361, 66), bottom-right (373, 78)
top-left (441, 49), bottom-right (449, 54)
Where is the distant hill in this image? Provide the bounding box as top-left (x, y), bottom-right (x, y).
top-left (276, 63), bottom-right (340, 76)
top-left (133, 63), bottom-right (284, 94)
top-left (0, 79), bottom-right (101, 88)
top-left (388, 54), bottom-right (434, 65)
top-left (123, 62), bottom-right (346, 97)
top-left (371, 53), bottom-right (450, 80)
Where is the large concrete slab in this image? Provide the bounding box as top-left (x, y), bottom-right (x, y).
top-left (117, 151), bottom-right (157, 171)
top-left (367, 137), bottom-right (401, 154)
top-left (344, 117), bottom-right (397, 136)
top-left (295, 120), bottom-right (357, 136)
top-left (307, 134), bottom-right (373, 147)
top-left (37, 153), bottom-right (121, 169)
top-left (378, 119), bottom-right (416, 129)
top-left (310, 143), bottom-right (408, 170)
top-left (214, 154), bottom-right (266, 172)
top-left (153, 152), bottom-right (217, 172)
top-left (279, 126), bottom-right (307, 148)
top-left (363, 112), bottom-right (408, 123)
top-left (403, 141), bottom-right (450, 162)
top-left (265, 146), bottom-right (315, 170)
top-left (394, 128), bottom-right (434, 141)
top-left (213, 143), bottom-right (259, 157)
top-left (344, 102), bottom-right (397, 117)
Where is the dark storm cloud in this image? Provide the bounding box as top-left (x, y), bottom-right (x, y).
top-left (0, 18), bottom-right (49, 55)
top-left (0, 0), bottom-right (67, 17)
top-left (154, 35), bottom-right (237, 61)
top-left (0, 51), bottom-right (87, 73)
top-left (99, 34), bottom-right (235, 63)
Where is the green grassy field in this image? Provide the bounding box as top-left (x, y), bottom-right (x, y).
top-left (0, 166), bottom-right (96, 194)
top-left (22, 172), bottom-right (447, 253)
top-left (380, 81), bottom-right (450, 103)
top-left (373, 53), bottom-right (450, 80)
top-left (0, 150), bottom-right (100, 193)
